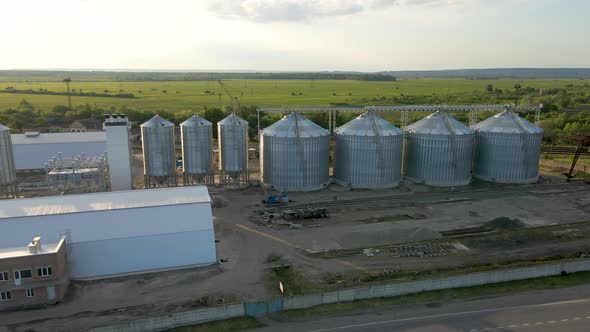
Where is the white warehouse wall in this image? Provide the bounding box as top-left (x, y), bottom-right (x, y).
top-left (13, 141), bottom-right (107, 170)
top-left (0, 196), bottom-right (216, 279)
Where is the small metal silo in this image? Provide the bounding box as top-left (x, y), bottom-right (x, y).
top-left (260, 112), bottom-right (330, 192)
top-left (218, 113), bottom-right (249, 187)
top-left (180, 115), bottom-right (214, 186)
top-left (141, 115), bottom-right (177, 188)
top-left (473, 110), bottom-right (543, 183)
top-left (0, 124), bottom-right (17, 198)
top-left (404, 111), bottom-right (475, 186)
top-left (334, 112), bottom-right (403, 189)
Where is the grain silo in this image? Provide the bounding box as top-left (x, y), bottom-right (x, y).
top-left (260, 112), bottom-right (330, 192)
top-left (404, 111), bottom-right (475, 186)
top-left (0, 124), bottom-right (18, 198)
top-left (218, 113), bottom-right (249, 187)
top-left (473, 111), bottom-right (543, 183)
top-left (334, 112), bottom-right (403, 189)
top-left (141, 115), bottom-right (177, 188)
top-left (180, 115), bottom-right (214, 186)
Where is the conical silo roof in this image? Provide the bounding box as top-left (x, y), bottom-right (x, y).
top-left (473, 110), bottom-right (543, 134)
top-left (218, 113), bottom-right (248, 126)
top-left (262, 112), bottom-right (328, 138)
top-left (405, 111), bottom-right (473, 135)
top-left (141, 114), bottom-right (174, 128)
top-left (180, 115), bottom-right (212, 127)
top-left (336, 111), bottom-right (402, 136)
top-left (0, 124), bottom-right (9, 131)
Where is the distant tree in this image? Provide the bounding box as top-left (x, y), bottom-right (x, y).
top-left (486, 84), bottom-right (493, 93)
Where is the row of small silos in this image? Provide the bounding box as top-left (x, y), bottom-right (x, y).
top-left (259, 110), bottom-right (543, 191)
top-left (140, 113), bottom-right (249, 187)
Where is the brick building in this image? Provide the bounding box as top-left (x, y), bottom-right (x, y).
top-left (0, 237), bottom-right (69, 311)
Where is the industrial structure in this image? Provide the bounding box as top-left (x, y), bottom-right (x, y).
top-left (334, 112), bottom-right (403, 189)
top-left (260, 112), bottom-right (330, 192)
top-left (0, 186), bottom-right (216, 279)
top-left (45, 153), bottom-right (109, 193)
top-left (0, 124), bottom-right (18, 198)
top-left (11, 131), bottom-right (106, 170)
top-left (0, 236), bottom-right (69, 310)
top-left (180, 115), bottom-right (214, 186)
top-left (141, 115), bottom-right (177, 188)
top-left (473, 111), bottom-right (544, 183)
top-left (256, 104), bottom-right (543, 132)
top-left (218, 113), bottom-right (249, 187)
top-left (404, 111), bottom-right (475, 187)
top-left (104, 114), bottom-right (133, 191)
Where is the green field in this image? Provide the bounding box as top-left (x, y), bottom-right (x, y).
top-left (0, 78), bottom-right (585, 111)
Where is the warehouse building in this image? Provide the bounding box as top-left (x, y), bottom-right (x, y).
top-left (0, 186), bottom-right (216, 279)
top-left (11, 131), bottom-right (107, 170)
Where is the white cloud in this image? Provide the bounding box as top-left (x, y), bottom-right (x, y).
top-left (208, 0), bottom-right (457, 23)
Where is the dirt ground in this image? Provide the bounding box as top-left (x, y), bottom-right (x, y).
top-left (3, 167), bottom-right (590, 331)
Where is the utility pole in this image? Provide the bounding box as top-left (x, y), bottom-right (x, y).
top-left (218, 80), bottom-right (240, 115)
top-left (63, 77), bottom-right (72, 109)
top-left (513, 82), bottom-right (522, 107)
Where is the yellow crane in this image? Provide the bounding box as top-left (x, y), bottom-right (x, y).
top-left (217, 80), bottom-right (240, 115)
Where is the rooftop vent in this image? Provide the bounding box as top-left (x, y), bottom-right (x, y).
top-left (27, 236), bottom-right (42, 254)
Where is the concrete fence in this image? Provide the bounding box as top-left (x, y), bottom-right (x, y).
top-left (88, 259), bottom-right (590, 332)
top-left (87, 303), bottom-right (244, 332)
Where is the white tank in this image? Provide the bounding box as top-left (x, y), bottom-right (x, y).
top-left (0, 123), bottom-right (17, 198)
top-left (180, 115), bottom-right (214, 185)
top-left (334, 112), bottom-right (403, 189)
top-left (473, 111), bottom-right (543, 183)
top-left (404, 111), bottom-right (475, 187)
top-left (260, 113), bottom-right (330, 192)
top-left (218, 113), bottom-right (248, 173)
top-left (141, 115), bottom-right (177, 187)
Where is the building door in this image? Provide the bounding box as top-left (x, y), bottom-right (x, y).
top-left (14, 271), bottom-right (22, 286)
top-left (47, 286), bottom-right (56, 300)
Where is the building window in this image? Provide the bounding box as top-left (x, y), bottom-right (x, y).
top-left (26, 288), bottom-right (35, 298)
top-left (14, 269), bottom-right (32, 279)
top-left (37, 267), bottom-right (53, 277)
top-left (0, 291), bottom-right (11, 301)
top-left (0, 271), bottom-right (8, 281)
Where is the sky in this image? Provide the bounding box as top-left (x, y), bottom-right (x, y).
top-left (1, 0), bottom-right (589, 71)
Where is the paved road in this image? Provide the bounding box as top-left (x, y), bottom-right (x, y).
top-left (256, 285), bottom-right (590, 332)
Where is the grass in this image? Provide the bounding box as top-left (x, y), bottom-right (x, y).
top-left (272, 271), bottom-right (590, 320)
top-left (164, 270), bottom-right (590, 330)
top-left (166, 317), bottom-right (263, 332)
top-left (267, 267), bottom-right (319, 296)
top-left (0, 78), bottom-right (585, 111)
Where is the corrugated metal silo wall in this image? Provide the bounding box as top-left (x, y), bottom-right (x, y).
top-left (141, 125), bottom-right (176, 177)
top-left (261, 135), bottom-right (330, 191)
top-left (0, 130), bottom-right (16, 185)
top-left (404, 133), bottom-right (474, 186)
top-left (473, 132), bottom-right (543, 183)
top-left (181, 125), bottom-right (213, 175)
top-left (218, 123), bottom-right (248, 172)
top-left (334, 134), bottom-right (403, 188)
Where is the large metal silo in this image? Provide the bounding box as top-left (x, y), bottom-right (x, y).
top-left (334, 112), bottom-right (403, 189)
top-left (473, 110), bottom-right (543, 183)
top-left (260, 112), bottom-right (330, 192)
top-left (180, 115), bottom-right (214, 186)
top-left (141, 115), bottom-right (177, 188)
top-left (218, 113), bottom-right (249, 187)
top-left (404, 111), bottom-right (475, 187)
top-left (0, 124), bottom-right (17, 198)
